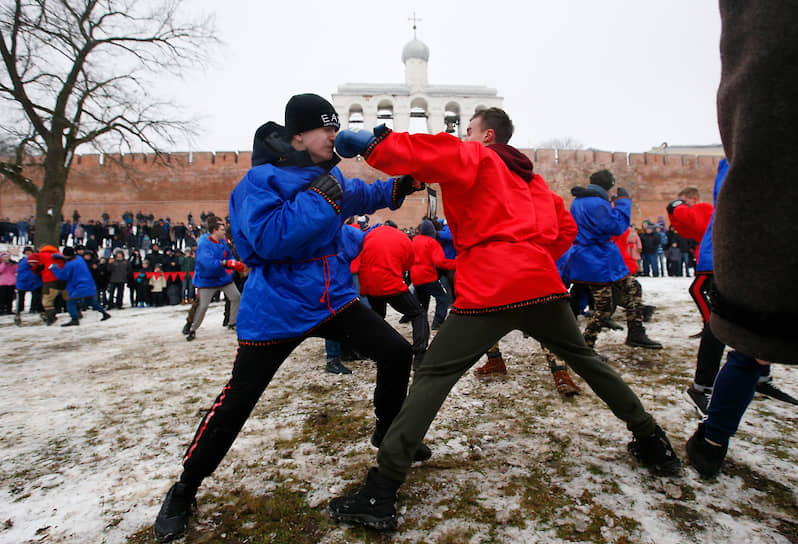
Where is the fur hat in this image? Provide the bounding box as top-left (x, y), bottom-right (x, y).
top-left (284, 93), bottom-right (340, 135)
top-left (62, 247), bottom-right (75, 258)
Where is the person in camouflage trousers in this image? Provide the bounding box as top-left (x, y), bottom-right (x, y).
top-left (568, 170), bottom-right (662, 352)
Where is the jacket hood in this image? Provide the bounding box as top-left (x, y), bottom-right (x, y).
top-left (251, 121), bottom-right (340, 171)
top-left (571, 184), bottom-right (610, 201)
top-left (488, 143), bottom-right (534, 181)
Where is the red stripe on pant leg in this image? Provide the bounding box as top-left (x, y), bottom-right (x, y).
top-left (182, 381), bottom-right (231, 465)
top-left (689, 274), bottom-right (712, 323)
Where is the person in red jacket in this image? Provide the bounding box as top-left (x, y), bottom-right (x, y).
top-left (27, 244), bottom-right (67, 325)
top-left (359, 221), bottom-right (429, 369)
top-left (329, 107), bottom-right (682, 530)
top-left (411, 219), bottom-right (456, 331)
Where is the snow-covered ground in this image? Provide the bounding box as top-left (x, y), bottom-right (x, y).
top-left (1, 276), bottom-right (796, 543)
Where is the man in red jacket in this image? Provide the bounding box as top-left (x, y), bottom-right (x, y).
top-left (329, 107), bottom-right (682, 530)
top-left (411, 219), bottom-right (456, 332)
top-left (358, 221), bottom-right (429, 370)
top-left (27, 244), bottom-right (67, 325)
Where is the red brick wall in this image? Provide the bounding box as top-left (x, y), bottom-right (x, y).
top-left (0, 150), bottom-right (721, 229)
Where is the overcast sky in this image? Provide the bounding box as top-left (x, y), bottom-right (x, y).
top-left (178, 0), bottom-right (722, 154)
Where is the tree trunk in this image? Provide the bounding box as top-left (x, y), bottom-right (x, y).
top-left (34, 150), bottom-right (69, 247)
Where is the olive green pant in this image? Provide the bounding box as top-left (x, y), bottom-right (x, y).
top-left (377, 299), bottom-right (656, 482)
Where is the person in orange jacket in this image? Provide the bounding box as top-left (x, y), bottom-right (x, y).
top-left (359, 221), bottom-right (429, 369)
top-left (410, 219), bottom-right (455, 331)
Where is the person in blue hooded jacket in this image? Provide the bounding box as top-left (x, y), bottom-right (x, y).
top-left (569, 170), bottom-right (662, 351)
top-left (182, 215), bottom-right (241, 341)
top-left (48, 247), bottom-right (111, 326)
top-left (153, 93), bottom-right (428, 542)
top-left (14, 246), bottom-right (43, 325)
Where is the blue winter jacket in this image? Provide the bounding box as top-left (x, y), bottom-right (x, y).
top-left (438, 225), bottom-right (457, 259)
top-left (229, 123), bottom-right (406, 342)
top-left (696, 158), bottom-right (728, 273)
top-left (50, 257), bottom-right (97, 298)
top-left (16, 256), bottom-right (42, 291)
top-left (192, 233), bottom-right (234, 288)
top-left (568, 185), bottom-right (632, 284)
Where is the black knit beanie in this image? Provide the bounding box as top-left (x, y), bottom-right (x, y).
top-left (589, 169), bottom-right (615, 191)
top-left (285, 93), bottom-right (340, 135)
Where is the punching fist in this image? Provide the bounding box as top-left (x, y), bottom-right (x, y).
top-left (666, 199), bottom-right (686, 214)
top-left (395, 175), bottom-right (425, 198)
top-left (335, 129), bottom-right (376, 158)
top-left (616, 187), bottom-right (630, 199)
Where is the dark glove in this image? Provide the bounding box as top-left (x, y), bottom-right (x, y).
top-left (616, 187), bottom-right (630, 199)
top-left (308, 173), bottom-right (343, 203)
top-left (666, 199), bottom-right (686, 214)
top-left (335, 130), bottom-right (376, 158)
top-left (395, 175), bottom-right (425, 199)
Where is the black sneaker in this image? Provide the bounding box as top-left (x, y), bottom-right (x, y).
top-left (627, 425), bottom-right (683, 476)
top-left (755, 380), bottom-right (798, 405)
top-left (328, 468), bottom-right (400, 530)
top-left (686, 386), bottom-right (710, 417)
top-left (153, 482), bottom-right (197, 542)
top-left (686, 423), bottom-right (727, 479)
top-left (101, 313), bottom-right (112, 321)
top-left (186, 331), bottom-right (195, 341)
top-left (227, 323), bottom-right (236, 331)
top-left (371, 427), bottom-right (432, 462)
top-left (61, 319), bottom-right (80, 327)
top-left (325, 359), bottom-right (352, 375)
top-left (182, 322), bottom-right (191, 335)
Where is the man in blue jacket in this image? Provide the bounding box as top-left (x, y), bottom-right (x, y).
top-left (568, 170), bottom-right (661, 351)
top-left (153, 93), bottom-right (427, 542)
top-left (48, 247), bottom-right (111, 326)
top-left (183, 215), bottom-right (241, 341)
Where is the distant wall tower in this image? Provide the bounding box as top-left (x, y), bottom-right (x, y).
top-left (332, 15), bottom-right (502, 138)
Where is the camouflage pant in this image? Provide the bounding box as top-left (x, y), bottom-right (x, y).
top-left (582, 275), bottom-right (643, 348)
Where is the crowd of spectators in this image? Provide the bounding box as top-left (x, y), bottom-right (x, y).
top-left (0, 210), bottom-right (236, 320)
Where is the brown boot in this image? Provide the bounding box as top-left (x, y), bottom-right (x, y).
top-left (551, 367), bottom-right (581, 396)
top-left (474, 355), bottom-right (507, 376)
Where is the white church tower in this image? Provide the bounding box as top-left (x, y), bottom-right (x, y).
top-left (332, 15), bottom-right (503, 137)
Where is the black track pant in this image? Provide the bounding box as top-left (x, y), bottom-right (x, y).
top-left (689, 274), bottom-right (727, 389)
top-left (179, 301), bottom-right (412, 487)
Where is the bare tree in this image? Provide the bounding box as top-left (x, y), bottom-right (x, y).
top-left (535, 137), bottom-right (586, 150)
top-left (0, 0), bottom-right (216, 245)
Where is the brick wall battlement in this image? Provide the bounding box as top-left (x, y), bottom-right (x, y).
top-left (1, 150), bottom-right (722, 229)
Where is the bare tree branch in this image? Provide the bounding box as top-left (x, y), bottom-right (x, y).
top-left (0, 0), bottom-right (218, 244)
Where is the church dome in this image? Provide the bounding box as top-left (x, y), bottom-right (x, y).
top-left (402, 39), bottom-right (430, 63)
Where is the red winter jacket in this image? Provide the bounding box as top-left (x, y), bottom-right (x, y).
top-left (28, 245), bottom-right (64, 283)
top-left (410, 234), bottom-right (455, 286)
top-left (668, 201), bottom-right (713, 256)
top-left (366, 130), bottom-right (567, 313)
top-left (613, 228), bottom-right (638, 275)
top-left (358, 225), bottom-right (413, 297)
top-left (543, 192), bottom-right (577, 261)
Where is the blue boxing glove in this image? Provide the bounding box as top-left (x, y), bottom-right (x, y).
top-left (335, 129), bottom-right (375, 158)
